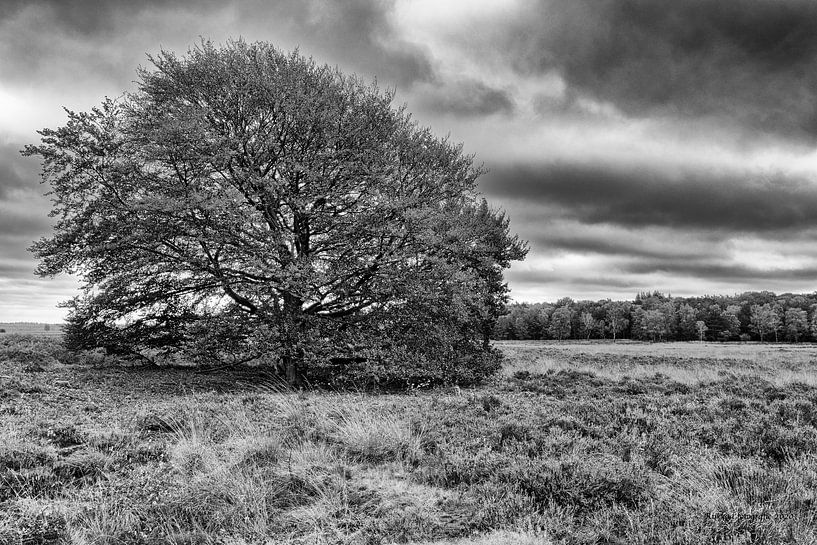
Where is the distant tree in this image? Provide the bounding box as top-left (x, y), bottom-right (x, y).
top-left (658, 301), bottom-right (678, 340)
top-left (750, 304), bottom-right (781, 342)
top-left (0, 329), bottom-right (5, 334)
top-left (548, 306), bottom-right (573, 340)
top-left (25, 40), bottom-right (526, 384)
top-left (696, 320), bottom-right (708, 343)
top-left (677, 303), bottom-right (698, 340)
top-left (719, 308), bottom-right (741, 341)
top-left (643, 309), bottom-right (667, 342)
top-left (535, 305), bottom-right (553, 339)
top-left (771, 304), bottom-right (784, 342)
top-left (631, 306), bottom-right (646, 340)
top-left (43, 324), bottom-right (51, 332)
top-left (580, 311), bottom-right (596, 340)
top-left (785, 308), bottom-right (808, 343)
top-left (595, 319), bottom-right (606, 339)
top-left (810, 304), bottom-right (817, 341)
top-left (604, 301), bottom-right (630, 341)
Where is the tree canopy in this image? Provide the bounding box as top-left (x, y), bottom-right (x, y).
top-left (26, 40), bottom-right (527, 385)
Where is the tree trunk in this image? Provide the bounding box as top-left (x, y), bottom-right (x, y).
top-left (281, 293), bottom-right (305, 386)
top-left (481, 318), bottom-right (491, 350)
top-left (283, 351), bottom-right (299, 385)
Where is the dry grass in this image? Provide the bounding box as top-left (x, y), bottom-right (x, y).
top-left (4, 336), bottom-right (817, 543)
top-left (406, 530), bottom-right (552, 544)
top-left (496, 339), bottom-right (817, 363)
top-left (499, 339), bottom-right (817, 385)
top-left (0, 322), bottom-right (64, 337)
top-left (330, 405), bottom-right (424, 464)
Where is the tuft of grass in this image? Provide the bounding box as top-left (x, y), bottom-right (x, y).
top-left (330, 406), bottom-right (424, 464)
top-left (406, 529), bottom-right (552, 544)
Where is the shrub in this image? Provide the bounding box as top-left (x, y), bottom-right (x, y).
top-left (331, 408), bottom-right (424, 464)
top-left (53, 450), bottom-right (110, 482)
top-left (303, 345), bottom-right (503, 390)
top-left (503, 456), bottom-right (653, 514)
top-left (0, 504), bottom-right (67, 545)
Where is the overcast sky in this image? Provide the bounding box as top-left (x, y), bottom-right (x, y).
top-left (3, 0), bottom-right (817, 321)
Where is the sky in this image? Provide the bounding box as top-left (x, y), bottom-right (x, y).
top-left (3, 0), bottom-right (817, 321)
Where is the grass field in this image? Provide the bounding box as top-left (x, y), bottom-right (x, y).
top-left (3, 336), bottom-right (817, 544)
top-left (498, 340), bottom-right (817, 387)
top-left (0, 323), bottom-right (64, 337)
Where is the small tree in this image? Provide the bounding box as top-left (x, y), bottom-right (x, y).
top-left (719, 309), bottom-right (741, 341)
top-left (677, 303), bottom-right (698, 341)
top-left (579, 311), bottom-right (595, 340)
top-left (643, 309), bottom-right (667, 342)
top-left (785, 308), bottom-right (808, 343)
top-left (548, 306), bottom-right (573, 340)
top-left (695, 320), bottom-right (707, 343)
top-left (25, 40), bottom-right (527, 384)
top-left (810, 304), bottom-right (817, 341)
top-left (604, 301), bottom-right (630, 341)
top-left (595, 319), bottom-right (606, 339)
top-left (750, 303), bottom-right (781, 343)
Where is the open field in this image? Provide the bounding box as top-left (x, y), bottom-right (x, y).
top-left (499, 340), bottom-right (817, 388)
top-left (3, 336), bottom-right (817, 543)
top-left (0, 323), bottom-right (64, 337)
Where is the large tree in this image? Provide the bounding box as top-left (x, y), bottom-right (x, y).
top-left (25, 40), bottom-right (526, 383)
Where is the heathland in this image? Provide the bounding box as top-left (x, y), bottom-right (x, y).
top-left (3, 335), bottom-right (817, 544)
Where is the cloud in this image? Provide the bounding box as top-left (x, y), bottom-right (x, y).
top-left (623, 259), bottom-right (817, 282)
top-left (484, 162), bottom-right (817, 232)
top-left (484, 0), bottom-right (817, 137)
top-left (244, 0), bottom-right (435, 88)
top-left (413, 78), bottom-right (515, 116)
top-left (0, 0), bottom-right (434, 90)
top-left (529, 222), bottom-right (726, 261)
top-left (508, 268), bottom-right (641, 290)
top-left (0, 0), bottom-right (218, 35)
top-left (0, 142), bottom-right (36, 199)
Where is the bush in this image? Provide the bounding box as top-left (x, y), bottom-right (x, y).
top-left (304, 345), bottom-right (503, 390)
top-left (331, 408), bottom-right (424, 464)
top-left (0, 335), bottom-right (67, 367)
top-left (0, 504), bottom-right (67, 545)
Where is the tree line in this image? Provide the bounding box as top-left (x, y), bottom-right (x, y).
top-left (494, 291), bottom-right (817, 342)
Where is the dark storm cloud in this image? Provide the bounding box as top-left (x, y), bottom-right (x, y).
top-left (508, 269), bottom-right (641, 290)
top-left (0, 0), bottom-right (433, 90)
top-left (0, 204), bottom-right (51, 283)
top-left (504, 0), bottom-right (817, 135)
top-left (243, 0), bottom-right (435, 88)
top-left (0, 0), bottom-right (217, 35)
top-left (0, 143), bottom-right (36, 199)
top-left (624, 260), bottom-right (817, 282)
top-left (535, 230), bottom-right (722, 261)
top-left (0, 209), bottom-right (49, 238)
top-left (0, 261), bottom-right (36, 277)
top-left (0, 0), bottom-right (200, 84)
top-left (415, 78), bottom-right (515, 116)
top-left (484, 162), bottom-right (817, 232)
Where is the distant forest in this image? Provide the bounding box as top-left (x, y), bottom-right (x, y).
top-left (494, 291), bottom-right (817, 342)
